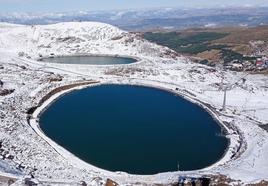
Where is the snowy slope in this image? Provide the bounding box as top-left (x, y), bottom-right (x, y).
top-left (0, 22), bottom-right (268, 185)
top-left (0, 22), bottom-right (177, 59)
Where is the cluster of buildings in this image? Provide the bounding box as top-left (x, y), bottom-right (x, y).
top-left (178, 176), bottom-right (210, 186)
top-left (225, 56), bottom-right (268, 72)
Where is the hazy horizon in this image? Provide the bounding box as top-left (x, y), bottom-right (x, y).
top-left (0, 0), bottom-right (268, 13)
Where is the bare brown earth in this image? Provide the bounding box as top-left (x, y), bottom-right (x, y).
top-left (180, 26), bottom-right (268, 56)
top-left (213, 26), bottom-right (268, 44)
top-left (211, 26), bottom-right (268, 55)
top-left (196, 49), bottom-right (222, 61)
top-left (184, 26), bottom-right (268, 44)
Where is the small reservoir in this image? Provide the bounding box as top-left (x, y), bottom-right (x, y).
top-left (40, 85), bottom-right (228, 175)
top-left (40, 56), bottom-right (137, 65)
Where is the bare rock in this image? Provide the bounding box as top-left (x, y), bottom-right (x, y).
top-left (105, 178), bottom-right (119, 186)
top-left (0, 89), bottom-right (15, 96)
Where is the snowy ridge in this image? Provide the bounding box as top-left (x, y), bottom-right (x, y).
top-left (0, 22), bottom-right (268, 185)
top-left (0, 21), bottom-right (177, 60)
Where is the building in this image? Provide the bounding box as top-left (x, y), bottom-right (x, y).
top-left (256, 58), bottom-right (264, 67)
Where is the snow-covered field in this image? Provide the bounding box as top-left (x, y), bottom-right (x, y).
top-left (0, 22), bottom-right (268, 185)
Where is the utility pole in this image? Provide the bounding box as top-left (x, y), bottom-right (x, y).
top-left (222, 87), bottom-right (227, 111)
top-left (220, 75), bottom-right (224, 91)
top-left (219, 63), bottom-right (253, 112)
top-left (220, 67), bottom-right (226, 110)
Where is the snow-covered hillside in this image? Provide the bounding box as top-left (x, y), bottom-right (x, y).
top-left (0, 22), bottom-right (177, 59)
top-left (0, 22), bottom-right (268, 185)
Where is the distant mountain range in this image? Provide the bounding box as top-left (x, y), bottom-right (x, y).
top-left (1, 7), bottom-right (268, 31)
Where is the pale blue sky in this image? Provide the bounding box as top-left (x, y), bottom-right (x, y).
top-left (0, 0), bottom-right (268, 13)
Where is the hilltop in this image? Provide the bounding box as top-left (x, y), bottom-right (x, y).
top-left (0, 22), bottom-right (177, 59)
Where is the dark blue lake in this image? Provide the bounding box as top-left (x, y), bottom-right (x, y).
top-left (41, 56), bottom-right (136, 65)
top-left (40, 85), bottom-right (228, 175)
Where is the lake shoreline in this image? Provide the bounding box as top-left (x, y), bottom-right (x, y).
top-left (28, 79), bottom-right (242, 179)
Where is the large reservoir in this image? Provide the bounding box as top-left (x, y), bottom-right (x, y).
top-left (40, 84), bottom-right (228, 175)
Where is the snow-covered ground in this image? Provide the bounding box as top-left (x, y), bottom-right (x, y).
top-left (0, 22), bottom-right (268, 185)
